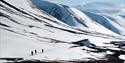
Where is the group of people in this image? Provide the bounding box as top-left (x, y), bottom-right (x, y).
top-left (31, 49), bottom-right (44, 55)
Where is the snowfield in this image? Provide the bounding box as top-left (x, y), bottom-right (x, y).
top-left (0, 0), bottom-right (125, 63)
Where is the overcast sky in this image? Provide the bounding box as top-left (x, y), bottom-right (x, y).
top-left (44, 0), bottom-right (125, 6)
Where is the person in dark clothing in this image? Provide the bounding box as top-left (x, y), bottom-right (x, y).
top-left (42, 49), bottom-right (44, 53)
top-left (31, 51), bottom-right (33, 55)
top-left (35, 50), bottom-right (37, 54)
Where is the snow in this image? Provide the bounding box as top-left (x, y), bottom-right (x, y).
top-left (75, 2), bottom-right (125, 35)
top-left (1, 28), bottom-right (107, 60)
top-left (107, 19), bottom-right (125, 35)
top-left (0, 29), bottom-right (43, 57)
top-left (68, 7), bottom-right (119, 36)
top-left (0, 0), bottom-right (87, 60)
top-left (31, 0), bottom-right (119, 36)
top-left (119, 55), bottom-right (125, 60)
top-left (106, 51), bottom-right (114, 54)
top-left (0, 0), bottom-right (125, 61)
top-left (31, 0), bottom-right (84, 27)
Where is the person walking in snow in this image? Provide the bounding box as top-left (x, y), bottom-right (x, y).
top-left (42, 49), bottom-right (44, 53)
top-left (31, 51), bottom-right (33, 55)
top-left (35, 50), bottom-right (37, 54)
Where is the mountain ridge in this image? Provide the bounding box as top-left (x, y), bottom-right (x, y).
top-left (0, 0), bottom-right (125, 62)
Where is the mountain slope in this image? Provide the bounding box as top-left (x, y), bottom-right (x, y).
top-left (0, 0), bottom-right (125, 62)
top-left (0, 0), bottom-right (84, 58)
top-left (74, 2), bottom-right (125, 35)
top-left (31, 0), bottom-right (119, 36)
top-left (83, 11), bottom-right (125, 35)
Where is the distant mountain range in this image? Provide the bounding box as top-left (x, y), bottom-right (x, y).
top-left (74, 2), bottom-right (125, 35)
top-left (75, 2), bottom-right (125, 14)
top-left (0, 0), bottom-right (125, 62)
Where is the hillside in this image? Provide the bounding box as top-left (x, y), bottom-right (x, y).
top-left (0, 0), bottom-right (125, 63)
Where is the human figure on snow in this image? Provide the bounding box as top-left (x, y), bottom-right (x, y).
top-left (31, 51), bottom-right (33, 55)
top-left (42, 49), bottom-right (44, 53)
top-left (35, 50), bottom-right (37, 54)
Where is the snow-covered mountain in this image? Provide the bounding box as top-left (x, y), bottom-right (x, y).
top-left (31, 0), bottom-right (122, 36)
top-left (83, 11), bottom-right (125, 35)
top-left (75, 2), bottom-right (125, 14)
top-left (75, 2), bottom-right (125, 35)
top-left (0, 0), bottom-right (125, 62)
